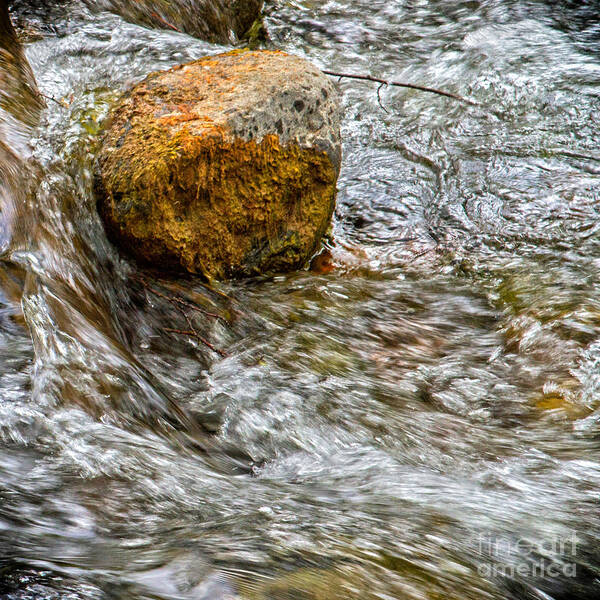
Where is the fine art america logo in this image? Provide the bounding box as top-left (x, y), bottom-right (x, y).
top-left (477, 532), bottom-right (579, 579)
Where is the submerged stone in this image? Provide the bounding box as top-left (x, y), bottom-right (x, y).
top-left (95, 50), bottom-right (342, 280)
top-left (83, 0), bottom-right (263, 45)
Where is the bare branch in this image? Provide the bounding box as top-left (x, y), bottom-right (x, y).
top-left (162, 328), bottom-right (228, 357)
top-left (132, 273), bottom-right (229, 357)
top-left (322, 70), bottom-right (481, 107)
top-left (376, 82), bottom-right (389, 113)
top-left (150, 11), bottom-right (181, 32)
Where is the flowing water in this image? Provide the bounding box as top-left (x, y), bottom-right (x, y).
top-left (2, 1), bottom-right (600, 598)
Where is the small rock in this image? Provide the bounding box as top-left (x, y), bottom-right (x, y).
top-left (95, 50), bottom-right (342, 279)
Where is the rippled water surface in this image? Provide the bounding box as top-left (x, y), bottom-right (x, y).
top-left (2, 1), bottom-right (600, 598)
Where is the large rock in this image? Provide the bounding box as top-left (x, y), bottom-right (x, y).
top-left (95, 50), bottom-right (342, 280)
top-left (83, 0), bottom-right (263, 45)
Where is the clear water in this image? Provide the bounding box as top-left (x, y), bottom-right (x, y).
top-left (2, 1), bottom-right (600, 598)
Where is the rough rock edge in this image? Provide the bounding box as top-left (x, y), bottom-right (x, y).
top-left (95, 50), bottom-right (341, 279)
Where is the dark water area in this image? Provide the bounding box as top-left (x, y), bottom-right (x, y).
top-left (1, 0), bottom-right (600, 598)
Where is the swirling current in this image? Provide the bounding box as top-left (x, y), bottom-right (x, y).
top-left (1, 1), bottom-right (600, 598)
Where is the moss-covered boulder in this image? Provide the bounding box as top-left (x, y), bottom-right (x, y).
top-left (94, 50), bottom-right (342, 279)
top-left (84, 0), bottom-right (263, 45)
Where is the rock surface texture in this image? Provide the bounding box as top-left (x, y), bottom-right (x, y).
top-left (95, 50), bottom-right (342, 280)
top-left (83, 0), bottom-right (263, 45)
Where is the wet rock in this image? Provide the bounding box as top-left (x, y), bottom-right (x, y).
top-left (95, 50), bottom-right (342, 280)
top-left (83, 0), bottom-right (263, 45)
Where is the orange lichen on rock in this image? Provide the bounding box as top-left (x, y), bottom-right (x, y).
top-left (95, 50), bottom-right (342, 279)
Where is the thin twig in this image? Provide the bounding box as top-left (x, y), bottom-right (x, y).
top-left (376, 82), bottom-right (389, 113)
top-left (138, 275), bottom-right (227, 324)
top-left (160, 276), bottom-right (235, 303)
top-left (322, 70), bottom-right (481, 107)
top-left (407, 246), bottom-right (436, 264)
top-left (37, 91), bottom-right (64, 108)
top-left (150, 11), bottom-right (181, 32)
top-left (163, 327), bottom-right (228, 357)
top-left (180, 308), bottom-right (228, 358)
top-left (180, 305), bottom-right (227, 357)
top-left (172, 295), bottom-right (227, 322)
top-left (132, 273), bottom-right (229, 356)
